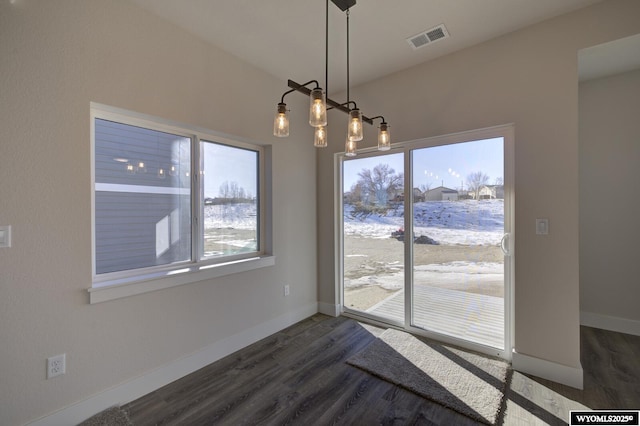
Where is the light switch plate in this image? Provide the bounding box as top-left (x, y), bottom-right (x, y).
top-left (0, 225), bottom-right (11, 248)
top-left (536, 219), bottom-right (549, 235)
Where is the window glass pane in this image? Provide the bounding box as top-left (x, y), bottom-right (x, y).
top-left (201, 141), bottom-right (259, 258)
top-left (342, 153), bottom-right (405, 321)
top-left (411, 138), bottom-right (505, 349)
top-left (94, 119), bottom-right (191, 274)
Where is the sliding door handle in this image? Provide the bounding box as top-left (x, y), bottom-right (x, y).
top-left (500, 233), bottom-right (511, 256)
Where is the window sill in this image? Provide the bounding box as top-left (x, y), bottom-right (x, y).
top-left (88, 255), bottom-right (275, 304)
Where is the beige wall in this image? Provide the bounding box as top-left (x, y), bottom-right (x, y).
top-left (2, 0), bottom-right (640, 423)
top-left (318, 0), bottom-right (640, 372)
top-left (580, 69), bottom-right (640, 321)
top-left (0, 1), bottom-right (317, 424)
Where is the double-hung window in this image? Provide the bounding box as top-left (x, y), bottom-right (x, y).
top-left (90, 103), bottom-right (272, 302)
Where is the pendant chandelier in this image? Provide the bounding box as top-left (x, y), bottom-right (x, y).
top-left (273, 0), bottom-right (391, 156)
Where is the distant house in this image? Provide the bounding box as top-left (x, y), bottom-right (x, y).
top-left (423, 186), bottom-right (459, 201)
top-left (477, 185), bottom-right (504, 199)
top-left (413, 188), bottom-right (425, 202)
top-left (442, 189), bottom-right (459, 201)
top-left (391, 188), bottom-right (404, 202)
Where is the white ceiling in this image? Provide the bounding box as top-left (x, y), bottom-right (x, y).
top-left (130, 0), bottom-right (610, 93)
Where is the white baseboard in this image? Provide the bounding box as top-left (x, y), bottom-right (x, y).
top-left (28, 303), bottom-right (319, 426)
top-left (580, 311), bottom-right (640, 336)
top-left (318, 301), bottom-right (341, 317)
top-left (512, 350), bottom-right (583, 389)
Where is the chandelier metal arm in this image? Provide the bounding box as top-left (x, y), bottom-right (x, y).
top-left (368, 115), bottom-right (386, 124)
top-left (337, 100), bottom-right (357, 110)
top-left (287, 79), bottom-right (374, 125)
top-left (280, 79), bottom-right (320, 104)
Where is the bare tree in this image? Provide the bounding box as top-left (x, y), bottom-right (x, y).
top-left (466, 171), bottom-right (490, 200)
top-left (357, 164), bottom-right (403, 206)
top-left (219, 181), bottom-right (251, 202)
top-left (230, 181), bottom-right (239, 199)
top-left (419, 183), bottom-right (432, 193)
top-left (219, 181), bottom-right (230, 199)
top-left (344, 182), bottom-right (365, 205)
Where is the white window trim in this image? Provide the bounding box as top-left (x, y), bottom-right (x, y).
top-left (89, 102), bottom-right (273, 303)
top-left (88, 255), bottom-right (275, 303)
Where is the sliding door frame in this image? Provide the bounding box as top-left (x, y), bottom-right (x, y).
top-left (336, 124), bottom-right (515, 360)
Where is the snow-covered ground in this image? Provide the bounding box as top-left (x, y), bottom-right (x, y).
top-left (203, 199), bottom-right (504, 246)
top-left (203, 203), bottom-right (257, 251)
top-left (204, 203), bottom-right (257, 229)
top-left (344, 199), bottom-right (504, 246)
top-left (343, 200), bottom-right (506, 294)
top-left (202, 200), bottom-right (505, 294)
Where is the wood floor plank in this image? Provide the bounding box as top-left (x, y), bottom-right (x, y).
top-left (124, 314), bottom-right (640, 425)
top-left (218, 324), bottom-right (376, 425)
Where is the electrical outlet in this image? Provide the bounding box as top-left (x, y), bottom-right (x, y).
top-left (284, 285), bottom-right (290, 296)
top-left (47, 354), bottom-right (66, 379)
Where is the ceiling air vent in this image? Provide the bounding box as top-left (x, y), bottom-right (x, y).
top-left (407, 24), bottom-right (449, 50)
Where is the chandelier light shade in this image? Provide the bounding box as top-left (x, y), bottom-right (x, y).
top-left (309, 87), bottom-right (327, 127)
top-left (272, 0), bottom-right (391, 156)
top-left (377, 120), bottom-right (390, 151)
top-left (314, 125), bottom-right (328, 148)
top-left (369, 115), bottom-right (391, 150)
top-left (347, 108), bottom-right (363, 142)
top-left (273, 103), bottom-right (289, 137)
top-left (345, 136), bottom-right (357, 157)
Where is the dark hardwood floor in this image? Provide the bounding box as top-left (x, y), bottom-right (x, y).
top-left (123, 314), bottom-right (640, 425)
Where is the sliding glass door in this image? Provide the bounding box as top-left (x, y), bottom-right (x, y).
top-left (410, 138), bottom-right (506, 349)
top-left (342, 152), bottom-right (405, 325)
top-left (339, 126), bottom-right (513, 357)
